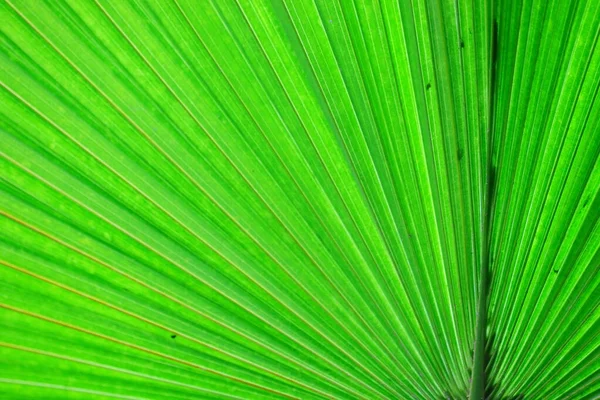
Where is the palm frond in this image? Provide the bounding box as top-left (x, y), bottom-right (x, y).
top-left (0, 0), bottom-right (597, 399)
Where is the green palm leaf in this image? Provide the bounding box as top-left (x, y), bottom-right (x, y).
top-left (0, 0), bottom-right (597, 399)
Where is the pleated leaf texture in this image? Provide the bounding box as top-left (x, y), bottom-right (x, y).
top-left (0, 0), bottom-right (598, 399)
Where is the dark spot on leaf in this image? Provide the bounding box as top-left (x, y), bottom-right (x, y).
top-left (426, 83), bottom-right (431, 90)
top-left (582, 196), bottom-right (589, 208)
top-left (492, 20), bottom-right (499, 65)
top-left (460, 40), bottom-right (465, 48)
top-left (458, 148), bottom-right (464, 161)
top-left (171, 334), bottom-right (177, 339)
top-left (553, 268), bottom-right (559, 274)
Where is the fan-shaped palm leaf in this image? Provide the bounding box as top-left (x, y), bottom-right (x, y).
top-left (1, 0), bottom-right (598, 399)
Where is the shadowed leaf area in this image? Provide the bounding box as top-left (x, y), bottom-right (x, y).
top-left (0, 0), bottom-right (598, 399)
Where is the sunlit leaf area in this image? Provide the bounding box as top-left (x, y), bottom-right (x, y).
top-left (1, 0), bottom-right (598, 399)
